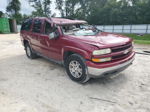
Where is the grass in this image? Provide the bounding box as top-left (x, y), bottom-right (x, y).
top-left (123, 34), bottom-right (150, 45)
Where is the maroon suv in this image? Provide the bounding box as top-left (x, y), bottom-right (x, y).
top-left (20, 17), bottom-right (135, 83)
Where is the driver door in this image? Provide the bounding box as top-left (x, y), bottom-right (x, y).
top-left (40, 21), bottom-right (62, 61)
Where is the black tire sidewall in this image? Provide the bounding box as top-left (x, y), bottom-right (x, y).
top-left (65, 54), bottom-right (89, 83)
top-left (25, 43), bottom-right (36, 59)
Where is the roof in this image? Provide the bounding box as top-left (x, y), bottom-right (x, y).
top-left (32, 17), bottom-right (87, 25)
top-left (51, 18), bottom-right (87, 25)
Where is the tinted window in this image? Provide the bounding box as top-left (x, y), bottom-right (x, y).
top-left (44, 21), bottom-right (53, 35)
top-left (21, 19), bottom-right (32, 31)
top-left (32, 19), bottom-right (42, 33)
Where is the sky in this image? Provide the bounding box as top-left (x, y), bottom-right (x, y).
top-left (0, 0), bottom-right (60, 16)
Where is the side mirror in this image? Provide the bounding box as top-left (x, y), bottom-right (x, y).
top-left (49, 32), bottom-right (56, 39)
top-left (48, 31), bottom-right (60, 40)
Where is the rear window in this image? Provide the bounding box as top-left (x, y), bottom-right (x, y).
top-left (21, 19), bottom-right (32, 31)
top-left (32, 19), bottom-right (42, 33)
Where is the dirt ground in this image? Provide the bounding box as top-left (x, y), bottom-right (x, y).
top-left (0, 34), bottom-right (150, 112)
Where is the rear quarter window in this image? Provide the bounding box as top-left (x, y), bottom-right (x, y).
top-left (21, 19), bottom-right (32, 31)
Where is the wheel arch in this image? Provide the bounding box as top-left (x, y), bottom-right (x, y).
top-left (62, 46), bottom-right (91, 62)
top-left (23, 39), bottom-right (29, 46)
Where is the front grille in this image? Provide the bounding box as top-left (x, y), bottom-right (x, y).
top-left (112, 51), bottom-right (131, 60)
top-left (111, 43), bottom-right (132, 53)
top-left (110, 42), bottom-right (132, 61)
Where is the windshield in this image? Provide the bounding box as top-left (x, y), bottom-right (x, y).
top-left (61, 24), bottom-right (101, 36)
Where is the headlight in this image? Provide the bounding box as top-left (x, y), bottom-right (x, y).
top-left (93, 48), bottom-right (111, 55)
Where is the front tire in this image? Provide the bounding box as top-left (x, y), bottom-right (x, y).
top-left (65, 54), bottom-right (90, 83)
top-left (25, 43), bottom-right (38, 59)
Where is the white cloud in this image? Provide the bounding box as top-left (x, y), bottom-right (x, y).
top-left (20, 0), bottom-right (34, 14)
top-left (0, 0), bottom-right (7, 13)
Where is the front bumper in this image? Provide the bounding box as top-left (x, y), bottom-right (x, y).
top-left (87, 55), bottom-right (134, 78)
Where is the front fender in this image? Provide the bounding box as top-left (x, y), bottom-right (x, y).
top-left (62, 46), bottom-right (91, 60)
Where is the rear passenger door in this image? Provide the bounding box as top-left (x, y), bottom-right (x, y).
top-left (37, 21), bottom-right (53, 57)
top-left (30, 19), bottom-right (42, 53)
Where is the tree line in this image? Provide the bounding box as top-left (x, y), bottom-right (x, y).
top-left (0, 0), bottom-right (150, 25)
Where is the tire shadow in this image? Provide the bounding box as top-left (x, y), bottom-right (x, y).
top-left (87, 73), bottom-right (128, 85)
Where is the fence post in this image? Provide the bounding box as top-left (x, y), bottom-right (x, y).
top-left (146, 24), bottom-right (149, 34)
top-left (103, 25), bottom-right (105, 31)
top-left (113, 25), bottom-right (114, 33)
top-left (130, 25), bottom-right (132, 34)
top-left (122, 25), bottom-right (124, 34)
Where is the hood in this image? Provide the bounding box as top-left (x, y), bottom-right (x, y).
top-left (67, 32), bottom-right (132, 48)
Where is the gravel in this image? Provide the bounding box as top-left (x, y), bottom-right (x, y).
top-left (0, 34), bottom-right (150, 112)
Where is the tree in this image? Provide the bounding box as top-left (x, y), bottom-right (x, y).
top-left (6, 0), bottom-right (21, 24)
top-left (56, 0), bottom-right (81, 19)
top-left (56, 0), bottom-right (150, 25)
top-left (56, 0), bottom-right (65, 17)
top-left (0, 11), bottom-right (4, 17)
top-left (6, 0), bottom-right (21, 17)
top-left (29, 0), bottom-right (52, 17)
top-left (77, 0), bottom-right (91, 19)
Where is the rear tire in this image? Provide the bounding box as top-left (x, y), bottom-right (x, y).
top-left (25, 43), bottom-right (38, 59)
top-left (65, 54), bottom-right (90, 83)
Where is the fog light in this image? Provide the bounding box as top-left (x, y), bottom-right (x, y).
top-left (92, 57), bottom-right (111, 63)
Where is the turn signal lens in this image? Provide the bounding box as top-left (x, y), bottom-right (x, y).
top-left (92, 57), bottom-right (111, 63)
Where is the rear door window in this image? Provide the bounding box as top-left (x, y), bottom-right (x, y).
top-left (21, 19), bottom-right (32, 31)
top-left (32, 19), bottom-right (42, 33)
top-left (44, 21), bottom-right (53, 35)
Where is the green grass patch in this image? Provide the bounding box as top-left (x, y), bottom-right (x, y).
top-left (123, 34), bottom-right (150, 45)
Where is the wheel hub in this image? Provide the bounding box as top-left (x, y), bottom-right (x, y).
top-left (69, 60), bottom-right (82, 78)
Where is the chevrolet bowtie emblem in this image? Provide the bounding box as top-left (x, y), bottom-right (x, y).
top-left (124, 50), bottom-right (129, 54)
